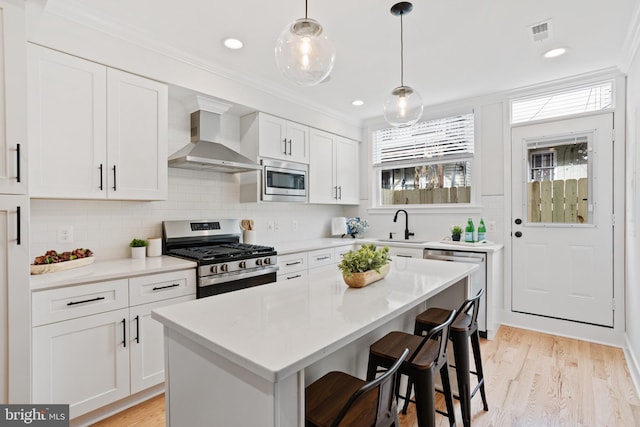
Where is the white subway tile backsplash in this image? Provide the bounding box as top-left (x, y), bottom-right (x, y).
top-left (30, 169), bottom-right (345, 260)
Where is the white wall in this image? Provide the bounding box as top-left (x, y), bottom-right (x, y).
top-left (625, 38), bottom-right (640, 391)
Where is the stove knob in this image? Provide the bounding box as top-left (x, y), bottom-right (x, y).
top-left (239, 261), bottom-right (247, 269)
top-left (220, 264), bottom-right (228, 272)
top-left (263, 257), bottom-right (272, 265)
top-left (210, 265), bottom-right (217, 274)
top-left (255, 259), bottom-right (263, 266)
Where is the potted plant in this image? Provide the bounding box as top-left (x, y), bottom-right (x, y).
top-left (129, 238), bottom-right (148, 259)
top-left (451, 225), bottom-right (462, 241)
top-left (337, 244), bottom-right (391, 288)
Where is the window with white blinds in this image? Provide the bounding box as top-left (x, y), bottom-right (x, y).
top-left (373, 113), bottom-right (475, 206)
top-left (511, 81), bottom-right (613, 124)
top-left (373, 113), bottom-right (474, 167)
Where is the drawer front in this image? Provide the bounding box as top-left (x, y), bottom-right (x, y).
top-left (277, 269), bottom-right (308, 281)
top-left (277, 252), bottom-right (308, 275)
top-left (32, 279), bottom-right (129, 326)
top-left (307, 248), bottom-right (335, 269)
top-left (387, 247), bottom-right (424, 259)
top-left (334, 245), bottom-right (354, 261)
top-left (129, 269), bottom-right (196, 306)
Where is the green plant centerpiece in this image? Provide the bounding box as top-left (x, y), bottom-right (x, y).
top-left (338, 244), bottom-right (391, 288)
top-left (450, 225), bottom-right (462, 241)
top-left (129, 238), bottom-right (148, 248)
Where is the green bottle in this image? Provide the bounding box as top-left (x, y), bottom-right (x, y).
top-left (477, 218), bottom-right (486, 242)
top-left (465, 218), bottom-right (475, 242)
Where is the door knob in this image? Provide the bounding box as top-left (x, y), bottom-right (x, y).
top-left (514, 231), bottom-right (523, 238)
top-left (515, 218), bottom-right (522, 225)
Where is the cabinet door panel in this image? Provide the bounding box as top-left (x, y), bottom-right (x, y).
top-left (107, 69), bottom-right (167, 200)
top-left (286, 121), bottom-right (309, 163)
top-left (129, 296), bottom-right (194, 394)
top-left (309, 129), bottom-right (336, 204)
top-left (0, 195), bottom-right (29, 403)
top-left (336, 137), bottom-right (359, 205)
top-left (0, 2), bottom-right (27, 195)
top-left (32, 308), bottom-right (130, 418)
top-left (258, 114), bottom-right (287, 160)
top-left (28, 45), bottom-right (107, 199)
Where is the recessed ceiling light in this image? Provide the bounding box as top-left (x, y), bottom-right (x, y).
top-left (223, 38), bottom-right (244, 50)
top-left (543, 47), bottom-right (567, 58)
top-left (352, 100), bottom-right (364, 106)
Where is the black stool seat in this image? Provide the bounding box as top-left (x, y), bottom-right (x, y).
top-left (367, 310), bottom-right (457, 427)
top-left (306, 348), bottom-right (409, 427)
top-left (414, 290), bottom-right (488, 427)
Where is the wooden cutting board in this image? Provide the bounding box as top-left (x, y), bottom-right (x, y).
top-left (30, 257), bottom-right (94, 275)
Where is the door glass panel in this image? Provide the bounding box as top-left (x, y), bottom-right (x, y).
top-left (526, 135), bottom-right (591, 224)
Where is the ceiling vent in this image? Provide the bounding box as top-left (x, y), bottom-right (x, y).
top-left (529, 19), bottom-right (553, 42)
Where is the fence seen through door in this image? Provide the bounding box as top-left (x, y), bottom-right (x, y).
top-left (528, 178), bottom-right (588, 223)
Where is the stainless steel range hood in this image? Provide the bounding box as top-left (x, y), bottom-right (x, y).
top-left (168, 110), bottom-right (261, 173)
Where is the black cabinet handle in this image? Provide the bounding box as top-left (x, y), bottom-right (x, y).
top-left (67, 296), bottom-right (105, 306)
top-left (283, 139), bottom-right (287, 155)
top-left (112, 165), bottom-right (117, 191)
top-left (99, 164), bottom-right (104, 190)
top-left (134, 315), bottom-right (140, 344)
top-left (338, 186), bottom-right (342, 200)
top-left (16, 206), bottom-right (21, 245)
top-left (152, 283), bottom-right (180, 291)
top-left (121, 318), bottom-right (126, 347)
top-left (286, 261), bottom-right (301, 266)
top-left (286, 274), bottom-right (302, 280)
top-left (16, 144), bottom-right (21, 183)
top-left (288, 139), bottom-right (292, 156)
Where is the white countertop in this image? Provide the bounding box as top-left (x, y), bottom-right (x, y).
top-left (152, 257), bottom-right (477, 383)
top-left (275, 237), bottom-right (503, 255)
top-left (30, 256), bottom-right (197, 291)
top-left (275, 238), bottom-right (356, 255)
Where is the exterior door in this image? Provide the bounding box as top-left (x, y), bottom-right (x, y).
top-left (511, 113), bottom-right (614, 327)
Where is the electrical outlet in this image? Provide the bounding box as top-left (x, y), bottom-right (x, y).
top-left (57, 225), bottom-right (74, 243)
top-left (486, 221), bottom-right (496, 232)
top-left (292, 220), bottom-right (298, 232)
top-left (267, 221), bottom-right (274, 233)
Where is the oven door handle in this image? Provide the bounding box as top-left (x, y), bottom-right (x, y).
top-left (198, 265), bottom-right (280, 287)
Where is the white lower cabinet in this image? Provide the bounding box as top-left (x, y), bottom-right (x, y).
top-left (280, 244), bottom-right (355, 279)
top-left (31, 269), bottom-right (196, 419)
top-left (129, 296), bottom-right (193, 394)
top-left (32, 308), bottom-right (131, 418)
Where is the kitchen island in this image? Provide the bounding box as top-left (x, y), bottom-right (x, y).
top-left (152, 257), bottom-right (477, 427)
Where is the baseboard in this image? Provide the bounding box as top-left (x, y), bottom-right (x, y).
top-left (70, 384), bottom-right (164, 427)
top-left (624, 335), bottom-right (640, 399)
top-left (500, 310), bottom-right (626, 347)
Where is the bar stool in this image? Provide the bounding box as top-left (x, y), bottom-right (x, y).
top-left (366, 310), bottom-right (457, 427)
top-left (413, 289), bottom-right (488, 427)
top-left (305, 348), bottom-right (409, 427)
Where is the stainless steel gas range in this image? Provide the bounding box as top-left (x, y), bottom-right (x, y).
top-left (162, 219), bottom-right (278, 298)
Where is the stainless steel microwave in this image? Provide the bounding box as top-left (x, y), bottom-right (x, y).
top-left (262, 159), bottom-right (308, 202)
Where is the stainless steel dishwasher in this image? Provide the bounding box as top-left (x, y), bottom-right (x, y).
top-left (423, 249), bottom-right (487, 335)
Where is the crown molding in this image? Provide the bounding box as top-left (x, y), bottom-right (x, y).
top-left (43, 0), bottom-right (363, 128)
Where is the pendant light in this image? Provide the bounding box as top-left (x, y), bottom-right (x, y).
top-left (275, 0), bottom-right (335, 86)
top-left (383, 2), bottom-right (423, 127)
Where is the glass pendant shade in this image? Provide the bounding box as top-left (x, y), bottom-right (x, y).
top-left (275, 18), bottom-right (335, 86)
top-left (383, 85), bottom-right (423, 127)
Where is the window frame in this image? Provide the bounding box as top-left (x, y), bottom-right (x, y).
top-left (368, 108), bottom-right (482, 212)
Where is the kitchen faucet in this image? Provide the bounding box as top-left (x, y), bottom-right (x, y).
top-left (393, 209), bottom-right (415, 240)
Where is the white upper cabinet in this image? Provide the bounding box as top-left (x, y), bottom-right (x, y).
top-left (309, 129), bottom-right (359, 205)
top-left (0, 1), bottom-right (27, 195)
top-left (28, 45), bottom-right (168, 200)
top-left (242, 112), bottom-right (309, 164)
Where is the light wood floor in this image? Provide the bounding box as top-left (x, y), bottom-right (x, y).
top-left (92, 326), bottom-right (640, 427)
